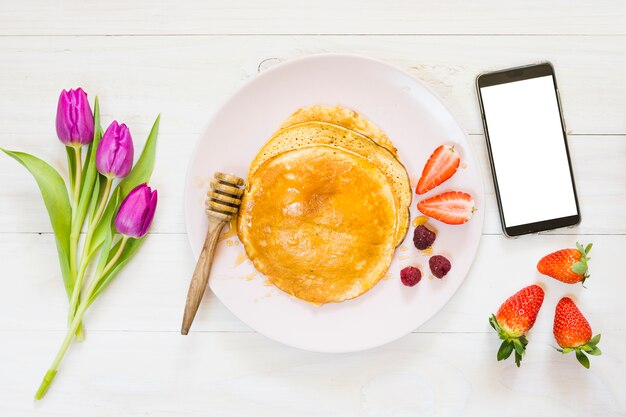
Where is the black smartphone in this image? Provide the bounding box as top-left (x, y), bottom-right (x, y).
top-left (476, 63), bottom-right (580, 237)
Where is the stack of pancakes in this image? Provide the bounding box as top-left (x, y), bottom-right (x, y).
top-left (237, 105), bottom-right (412, 304)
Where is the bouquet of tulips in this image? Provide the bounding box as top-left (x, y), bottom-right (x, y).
top-left (2, 88), bottom-right (160, 399)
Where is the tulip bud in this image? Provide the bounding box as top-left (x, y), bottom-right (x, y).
top-left (96, 121), bottom-right (134, 179)
top-left (56, 88), bottom-right (94, 146)
top-left (114, 184), bottom-right (158, 238)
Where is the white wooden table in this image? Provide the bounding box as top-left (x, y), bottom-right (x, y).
top-left (1, 1), bottom-right (625, 415)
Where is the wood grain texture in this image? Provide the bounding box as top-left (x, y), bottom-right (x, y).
top-left (1, 331), bottom-right (624, 416)
top-left (0, 36), bottom-right (625, 137)
top-left (1, 1), bottom-right (625, 415)
top-left (1, 0), bottom-right (625, 35)
top-left (1, 135), bottom-right (624, 235)
top-left (0, 233), bottom-right (621, 334)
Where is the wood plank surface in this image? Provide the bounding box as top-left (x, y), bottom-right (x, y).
top-left (0, 36), bottom-right (624, 137)
top-left (0, 234), bottom-right (621, 334)
top-left (1, 0), bottom-right (625, 35)
top-left (1, 1), bottom-right (625, 415)
top-left (1, 331), bottom-right (623, 416)
top-left (1, 134), bottom-right (624, 235)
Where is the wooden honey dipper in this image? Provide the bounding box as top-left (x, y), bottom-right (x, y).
top-left (181, 172), bottom-right (245, 335)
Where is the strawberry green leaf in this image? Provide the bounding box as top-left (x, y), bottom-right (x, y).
top-left (561, 347), bottom-right (573, 354)
top-left (585, 243), bottom-right (593, 254)
top-left (576, 242), bottom-right (584, 253)
top-left (1, 149), bottom-right (73, 296)
top-left (588, 334), bottom-right (601, 346)
top-left (489, 315), bottom-right (499, 331)
top-left (512, 338), bottom-right (525, 356)
top-left (514, 351), bottom-right (522, 367)
top-left (571, 261), bottom-right (588, 275)
top-left (575, 350), bottom-right (590, 369)
top-left (497, 341), bottom-right (514, 361)
top-left (587, 346), bottom-right (602, 356)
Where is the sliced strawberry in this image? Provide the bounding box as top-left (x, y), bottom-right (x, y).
top-left (417, 191), bottom-right (475, 225)
top-left (416, 144), bottom-right (460, 194)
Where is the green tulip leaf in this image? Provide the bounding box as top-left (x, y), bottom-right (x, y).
top-left (118, 114), bottom-right (160, 196)
top-left (87, 188), bottom-right (120, 261)
top-left (1, 149), bottom-right (73, 296)
top-left (88, 236), bottom-right (145, 306)
top-left (74, 97), bottom-right (102, 234)
top-left (85, 190), bottom-right (121, 307)
top-left (86, 177), bottom-right (101, 228)
top-left (93, 220), bottom-right (114, 290)
top-left (91, 115), bottom-right (160, 249)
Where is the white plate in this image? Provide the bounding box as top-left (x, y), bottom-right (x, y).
top-left (184, 54), bottom-right (484, 352)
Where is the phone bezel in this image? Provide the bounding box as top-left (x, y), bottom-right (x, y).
top-left (476, 62), bottom-right (581, 237)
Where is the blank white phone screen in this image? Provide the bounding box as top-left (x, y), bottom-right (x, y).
top-left (480, 75), bottom-right (577, 227)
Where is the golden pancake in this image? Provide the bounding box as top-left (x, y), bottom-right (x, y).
top-left (238, 145), bottom-right (397, 304)
top-left (279, 104), bottom-right (398, 156)
top-left (247, 121), bottom-right (411, 246)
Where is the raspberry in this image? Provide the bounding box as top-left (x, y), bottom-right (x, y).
top-left (429, 255), bottom-right (451, 278)
top-left (413, 224), bottom-right (436, 250)
top-left (400, 266), bottom-right (422, 287)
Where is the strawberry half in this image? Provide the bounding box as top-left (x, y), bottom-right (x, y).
top-left (417, 191), bottom-right (475, 225)
top-left (489, 284), bottom-right (545, 367)
top-left (416, 144), bottom-right (461, 194)
top-left (553, 297), bottom-right (601, 369)
top-left (537, 242), bottom-right (592, 285)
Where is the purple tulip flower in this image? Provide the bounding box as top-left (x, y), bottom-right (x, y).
top-left (56, 88), bottom-right (94, 146)
top-left (96, 121), bottom-right (134, 179)
top-left (114, 184), bottom-right (158, 238)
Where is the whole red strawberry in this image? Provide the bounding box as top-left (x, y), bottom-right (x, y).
top-left (553, 297), bottom-right (601, 369)
top-left (489, 284), bottom-right (545, 367)
top-left (537, 242), bottom-right (592, 285)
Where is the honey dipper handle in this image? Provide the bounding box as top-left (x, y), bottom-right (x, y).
top-left (181, 215), bottom-right (228, 335)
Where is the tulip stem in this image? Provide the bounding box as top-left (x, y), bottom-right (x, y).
top-left (35, 300), bottom-right (87, 400)
top-left (72, 146), bottom-right (82, 208)
top-left (92, 177), bottom-right (112, 228)
top-left (67, 177), bottom-right (113, 329)
top-left (35, 256), bottom-right (107, 400)
top-left (67, 146), bottom-right (84, 335)
top-left (67, 253), bottom-right (90, 331)
top-left (102, 236), bottom-right (129, 277)
top-left (69, 146), bottom-right (83, 272)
